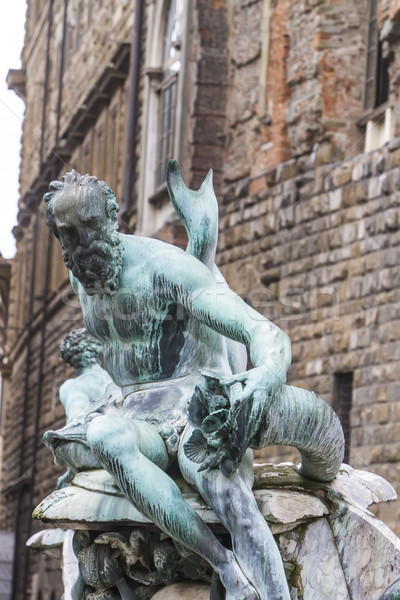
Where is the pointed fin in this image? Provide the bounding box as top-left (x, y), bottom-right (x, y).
top-left (167, 160), bottom-right (218, 270)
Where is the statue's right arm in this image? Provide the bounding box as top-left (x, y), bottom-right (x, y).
top-left (157, 251), bottom-right (292, 400)
top-left (59, 380), bottom-right (91, 423)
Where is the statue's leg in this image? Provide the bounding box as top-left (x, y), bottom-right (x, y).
top-left (179, 427), bottom-right (291, 600)
top-left (87, 415), bottom-right (258, 600)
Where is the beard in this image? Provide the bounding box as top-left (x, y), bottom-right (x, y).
top-left (63, 233), bottom-right (123, 295)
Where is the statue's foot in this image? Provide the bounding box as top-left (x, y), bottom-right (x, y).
top-left (219, 556), bottom-right (259, 600)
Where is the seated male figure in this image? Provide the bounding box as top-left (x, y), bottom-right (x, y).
top-left (44, 165), bottom-right (342, 600)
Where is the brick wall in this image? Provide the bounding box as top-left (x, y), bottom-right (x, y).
top-left (225, 0), bottom-right (370, 180)
top-left (218, 139), bottom-right (400, 534)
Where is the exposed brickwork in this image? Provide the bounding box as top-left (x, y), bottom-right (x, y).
top-left (219, 4), bottom-right (400, 539)
top-left (380, 0), bottom-right (400, 138)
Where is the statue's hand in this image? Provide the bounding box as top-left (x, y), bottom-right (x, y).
top-left (185, 366), bottom-right (286, 477)
top-left (220, 365), bottom-right (285, 408)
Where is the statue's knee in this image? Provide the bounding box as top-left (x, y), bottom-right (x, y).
top-left (87, 415), bottom-right (122, 450)
top-left (87, 415), bottom-right (139, 456)
top-left (87, 416), bottom-right (106, 451)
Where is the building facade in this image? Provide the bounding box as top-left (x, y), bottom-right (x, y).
top-left (1, 0), bottom-right (400, 598)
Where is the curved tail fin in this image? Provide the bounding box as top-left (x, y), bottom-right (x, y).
top-left (166, 160), bottom-right (218, 271)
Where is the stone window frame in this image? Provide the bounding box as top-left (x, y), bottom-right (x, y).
top-left (155, 0), bottom-right (184, 188)
top-left (137, 0), bottom-right (189, 235)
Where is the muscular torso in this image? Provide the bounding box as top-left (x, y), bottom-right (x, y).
top-left (73, 237), bottom-right (234, 389)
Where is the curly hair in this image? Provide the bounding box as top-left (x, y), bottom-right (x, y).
top-left (43, 170), bottom-right (119, 239)
top-left (60, 328), bottom-right (103, 370)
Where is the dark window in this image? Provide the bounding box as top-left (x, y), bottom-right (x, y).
top-left (333, 372), bottom-right (353, 464)
top-left (365, 0), bottom-right (389, 110)
top-left (375, 40), bottom-right (390, 107)
top-left (94, 124), bottom-right (104, 175)
top-left (107, 105), bottom-right (117, 189)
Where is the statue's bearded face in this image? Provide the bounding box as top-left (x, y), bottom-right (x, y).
top-left (51, 187), bottom-right (122, 295)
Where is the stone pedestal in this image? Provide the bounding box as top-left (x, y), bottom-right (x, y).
top-left (28, 463), bottom-right (400, 600)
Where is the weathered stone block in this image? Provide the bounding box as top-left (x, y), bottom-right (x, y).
top-left (342, 181), bottom-right (368, 207)
top-left (231, 1), bottom-right (262, 66)
top-left (352, 158), bottom-right (372, 181)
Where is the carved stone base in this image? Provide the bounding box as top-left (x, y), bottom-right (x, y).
top-left (29, 463), bottom-right (400, 599)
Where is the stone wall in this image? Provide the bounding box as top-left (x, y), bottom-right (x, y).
top-left (188, 0), bottom-right (230, 191)
top-left (224, 0), bottom-right (371, 183)
top-left (218, 139), bottom-right (400, 534)
top-left (218, 0), bottom-right (400, 535)
top-left (18, 0), bottom-right (134, 199)
top-left (1, 4), bottom-right (134, 597)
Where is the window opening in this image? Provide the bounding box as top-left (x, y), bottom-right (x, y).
top-left (364, 0), bottom-right (389, 110)
top-left (333, 372), bottom-right (353, 464)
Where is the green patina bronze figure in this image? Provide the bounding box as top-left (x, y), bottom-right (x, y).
top-left (379, 578), bottom-right (400, 600)
top-left (43, 162), bottom-right (345, 600)
top-left (46, 328), bottom-right (116, 489)
top-left (58, 328), bottom-right (114, 425)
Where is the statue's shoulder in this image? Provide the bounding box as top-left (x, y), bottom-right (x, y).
top-left (122, 234), bottom-right (211, 295)
top-left (123, 235), bottom-right (186, 270)
top-left (58, 377), bottom-right (81, 402)
top-left (123, 234), bottom-right (184, 253)
top-left (60, 367), bottom-right (111, 402)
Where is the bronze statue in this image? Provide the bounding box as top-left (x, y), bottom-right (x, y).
top-left (46, 328), bottom-right (114, 489)
top-left (43, 163), bottom-right (344, 600)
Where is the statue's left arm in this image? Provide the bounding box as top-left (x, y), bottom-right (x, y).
top-left (159, 253), bottom-right (292, 400)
